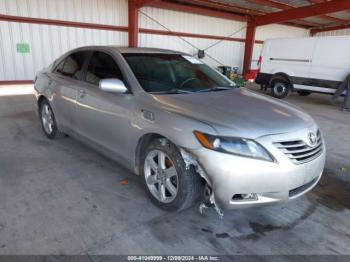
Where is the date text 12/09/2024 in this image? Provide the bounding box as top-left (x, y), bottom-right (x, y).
top-left (127, 256), bottom-right (220, 261)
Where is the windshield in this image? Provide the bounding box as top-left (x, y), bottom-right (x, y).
top-left (122, 53), bottom-right (235, 94)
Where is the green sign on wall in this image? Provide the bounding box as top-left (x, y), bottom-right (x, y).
top-left (16, 43), bottom-right (30, 53)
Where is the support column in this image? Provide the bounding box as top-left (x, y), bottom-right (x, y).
top-left (243, 20), bottom-right (256, 76)
top-left (128, 0), bottom-right (139, 48)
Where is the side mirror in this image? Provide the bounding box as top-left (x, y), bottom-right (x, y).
top-left (99, 78), bottom-right (128, 94)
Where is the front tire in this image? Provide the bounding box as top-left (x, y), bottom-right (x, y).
top-left (39, 99), bottom-right (65, 139)
top-left (270, 77), bottom-right (291, 99)
top-left (141, 138), bottom-right (202, 211)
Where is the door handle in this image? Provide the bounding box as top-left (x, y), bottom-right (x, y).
top-left (78, 89), bottom-right (87, 98)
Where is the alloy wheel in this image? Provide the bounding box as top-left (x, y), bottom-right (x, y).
top-left (41, 104), bottom-right (54, 135)
top-left (144, 149), bottom-right (179, 203)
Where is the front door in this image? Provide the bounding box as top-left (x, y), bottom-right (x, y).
top-left (75, 51), bottom-right (133, 161)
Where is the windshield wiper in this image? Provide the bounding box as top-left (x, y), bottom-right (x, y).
top-left (196, 86), bottom-right (234, 93)
top-left (150, 89), bottom-right (194, 94)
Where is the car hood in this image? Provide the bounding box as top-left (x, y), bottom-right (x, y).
top-left (152, 88), bottom-right (316, 138)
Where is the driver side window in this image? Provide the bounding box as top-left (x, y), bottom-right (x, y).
top-left (85, 51), bottom-right (124, 86)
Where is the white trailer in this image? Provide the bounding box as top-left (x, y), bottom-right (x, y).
top-left (255, 36), bottom-right (350, 99)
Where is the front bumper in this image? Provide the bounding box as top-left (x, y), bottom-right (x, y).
top-left (188, 128), bottom-right (326, 210)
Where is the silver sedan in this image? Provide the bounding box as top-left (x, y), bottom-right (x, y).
top-left (34, 46), bottom-right (326, 214)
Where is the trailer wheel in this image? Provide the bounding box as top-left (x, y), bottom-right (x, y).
top-left (270, 77), bottom-right (291, 99)
top-left (297, 90), bottom-right (311, 96)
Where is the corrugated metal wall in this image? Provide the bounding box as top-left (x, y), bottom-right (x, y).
top-left (139, 7), bottom-right (246, 69)
top-left (139, 7), bottom-right (309, 70)
top-left (0, 0), bottom-right (309, 81)
top-left (315, 29), bottom-right (350, 37)
top-left (0, 22), bottom-right (128, 80)
top-left (0, 0), bottom-right (128, 81)
top-left (0, 0), bottom-right (128, 25)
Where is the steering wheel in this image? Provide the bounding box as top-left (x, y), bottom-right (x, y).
top-left (179, 78), bottom-right (197, 89)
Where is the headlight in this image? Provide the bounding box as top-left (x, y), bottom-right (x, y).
top-left (194, 131), bottom-right (274, 162)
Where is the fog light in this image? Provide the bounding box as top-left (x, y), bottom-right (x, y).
top-left (232, 193), bottom-right (258, 201)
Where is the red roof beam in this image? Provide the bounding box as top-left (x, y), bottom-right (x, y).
top-left (186, 0), bottom-right (321, 27)
top-left (148, 1), bottom-right (248, 21)
top-left (310, 23), bottom-right (350, 35)
top-left (247, 0), bottom-right (294, 10)
top-left (308, 0), bottom-right (349, 23)
top-left (136, 0), bottom-right (159, 7)
top-left (185, 0), bottom-right (263, 16)
top-left (255, 0), bottom-right (350, 26)
top-left (249, 0), bottom-right (348, 24)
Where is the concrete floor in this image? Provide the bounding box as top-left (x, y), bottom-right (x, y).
top-left (0, 84), bottom-right (349, 255)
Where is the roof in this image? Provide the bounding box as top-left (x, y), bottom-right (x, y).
top-left (114, 47), bottom-right (188, 54)
top-left (69, 45), bottom-right (188, 55)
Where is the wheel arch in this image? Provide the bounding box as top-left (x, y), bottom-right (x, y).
top-left (134, 133), bottom-right (173, 175)
top-left (37, 95), bottom-right (47, 108)
top-left (270, 72), bottom-right (292, 87)
top-left (37, 93), bottom-right (64, 132)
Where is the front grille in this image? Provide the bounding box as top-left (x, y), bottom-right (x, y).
top-left (274, 130), bottom-right (323, 164)
top-left (289, 177), bottom-right (318, 197)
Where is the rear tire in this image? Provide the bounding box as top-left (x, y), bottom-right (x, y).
top-left (297, 90), bottom-right (311, 96)
top-left (270, 77), bottom-right (291, 99)
top-left (39, 99), bottom-right (65, 139)
top-left (141, 138), bottom-right (203, 211)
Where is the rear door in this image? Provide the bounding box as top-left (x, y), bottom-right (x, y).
top-left (50, 51), bottom-right (91, 129)
top-left (75, 51), bottom-right (133, 161)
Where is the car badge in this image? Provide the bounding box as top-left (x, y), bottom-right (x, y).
top-left (308, 132), bottom-right (317, 147)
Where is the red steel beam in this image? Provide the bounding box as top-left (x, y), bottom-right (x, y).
top-left (247, 0), bottom-right (323, 27)
top-left (0, 80), bottom-right (34, 85)
top-left (128, 1), bottom-right (159, 48)
top-left (148, 1), bottom-right (248, 21)
top-left (255, 0), bottom-right (350, 26)
top-left (184, 0), bottom-right (263, 15)
top-left (310, 23), bottom-right (350, 35)
top-left (188, 0), bottom-right (323, 27)
top-left (148, 1), bottom-right (317, 28)
top-left (318, 14), bottom-right (349, 23)
top-left (308, 0), bottom-right (349, 23)
top-left (0, 14), bottom-right (128, 31)
top-left (247, 0), bottom-right (294, 10)
top-left (128, 0), bottom-right (139, 47)
top-left (140, 28), bottom-right (264, 44)
top-left (0, 13), bottom-right (263, 46)
top-left (183, 0), bottom-right (322, 27)
top-left (243, 21), bottom-right (256, 75)
top-left (249, 0), bottom-right (348, 23)
top-left (137, 0), bottom-right (159, 6)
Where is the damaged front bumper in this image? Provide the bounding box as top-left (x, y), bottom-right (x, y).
top-left (181, 138), bottom-right (326, 212)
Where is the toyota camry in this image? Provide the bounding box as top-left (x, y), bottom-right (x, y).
top-left (34, 46), bottom-right (326, 214)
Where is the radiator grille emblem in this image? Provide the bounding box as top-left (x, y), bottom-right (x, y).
top-left (308, 132), bottom-right (317, 146)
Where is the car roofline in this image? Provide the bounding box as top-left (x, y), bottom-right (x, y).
top-left (66, 45), bottom-right (190, 56)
